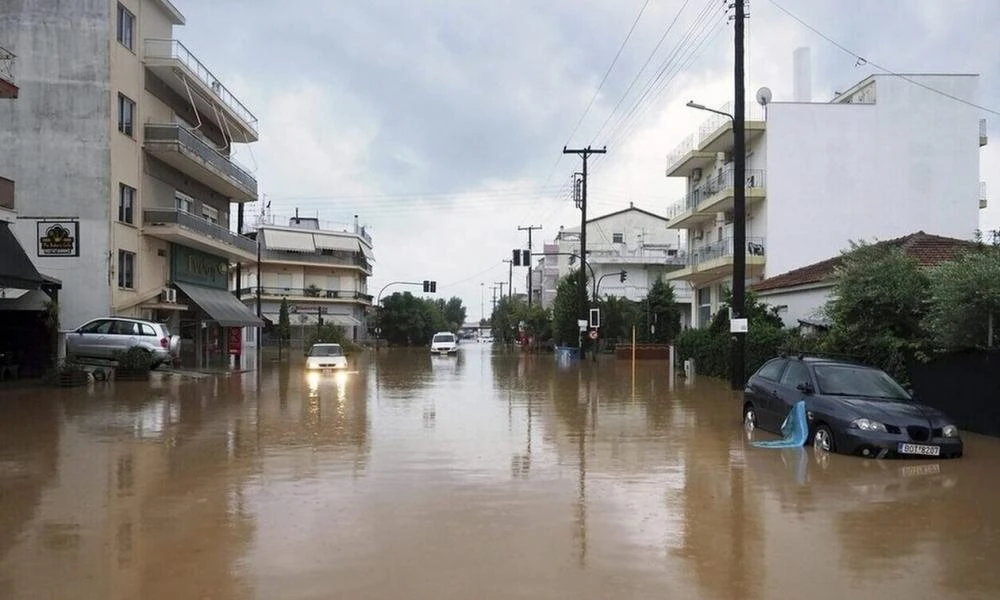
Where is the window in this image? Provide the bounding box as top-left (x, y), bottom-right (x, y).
top-left (140, 323), bottom-right (157, 336)
top-left (612, 233), bottom-right (624, 244)
top-left (175, 191), bottom-right (194, 213)
top-left (116, 4), bottom-right (134, 50)
top-left (118, 184), bottom-right (135, 224)
top-left (202, 205), bottom-right (219, 224)
top-left (80, 319), bottom-right (114, 334)
top-left (757, 359), bottom-right (786, 381)
top-left (697, 286), bottom-right (712, 328)
top-left (117, 250), bottom-right (135, 289)
top-left (117, 94), bottom-right (135, 137)
top-left (112, 320), bottom-right (141, 335)
top-left (780, 361), bottom-right (811, 388)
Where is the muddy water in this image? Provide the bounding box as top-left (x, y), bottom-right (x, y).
top-left (1, 344), bottom-right (998, 599)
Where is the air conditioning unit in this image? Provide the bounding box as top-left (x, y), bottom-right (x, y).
top-left (160, 288), bottom-right (177, 303)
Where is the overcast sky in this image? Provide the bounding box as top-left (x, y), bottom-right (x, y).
top-left (173, 0), bottom-right (999, 322)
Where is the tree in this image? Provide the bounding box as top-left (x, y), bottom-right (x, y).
top-left (924, 249), bottom-right (1000, 349)
top-left (647, 277), bottom-right (682, 343)
top-left (596, 295), bottom-right (642, 343)
top-left (379, 292), bottom-right (450, 346)
top-left (823, 242), bottom-right (931, 380)
top-left (443, 297), bottom-right (467, 331)
top-left (278, 297), bottom-right (291, 346)
top-left (551, 269), bottom-right (588, 346)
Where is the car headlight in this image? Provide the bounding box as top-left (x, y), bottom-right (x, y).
top-left (850, 418), bottom-right (887, 432)
top-left (942, 424), bottom-right (959, 438)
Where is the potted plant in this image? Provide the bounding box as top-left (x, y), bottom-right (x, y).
top-left (115, 347), bottom-right (153, 381)
top-left (304, 284), bottom-right (321, 297)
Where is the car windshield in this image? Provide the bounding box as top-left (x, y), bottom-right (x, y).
top-left (310, 345), bottom-right (343, 357)
top-left (813, 365), bottom-right (910, 400)
top-left (433, 334), bottom-right (454, 343)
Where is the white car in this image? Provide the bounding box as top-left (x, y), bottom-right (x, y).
top-left (430, 332), bottom-right (458, 355)
top-left (305, 343), bottom-right (348, 370)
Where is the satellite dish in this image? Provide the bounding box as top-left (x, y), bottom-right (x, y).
top-left (756, 86), bottom-right (772, 106)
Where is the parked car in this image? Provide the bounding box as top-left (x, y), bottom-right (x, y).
top-left (430, 332), bottom-right (458, 355)
top-left (743, 354), bottom-right (963, 459)
top-left (65, 317), bottom-right (180, 369)
top-left (305, 343), bottom-right (348, 370)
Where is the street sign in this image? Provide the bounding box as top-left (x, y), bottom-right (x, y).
top-left (730, 318), bottom-right (748, 333)
top-left (589, 308), bottom-right (600, 328)
top-left (588, 329), bottom-right (598, 340)
top-left (577, 319), bottom-right (588, 332)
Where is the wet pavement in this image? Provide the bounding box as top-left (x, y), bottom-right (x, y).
top-left (1, 343), bottom-right (999, 599)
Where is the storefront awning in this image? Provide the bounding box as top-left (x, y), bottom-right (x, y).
top-left (314, 233), bottom-right (359, 252)
top-left (359, 243), bottom-right (375, 262)
top-left (175, 281), bottom-right (264, 327)
top-left (0, 222), bottom-right (45, 289)
top-left (263, 229), bottom-right (316, 252)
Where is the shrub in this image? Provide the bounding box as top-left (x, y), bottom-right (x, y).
top-left (115, 346), bottom-right (153, 372)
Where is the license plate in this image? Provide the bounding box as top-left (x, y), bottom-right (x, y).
top-left (901, 463), bottom-right (941, 477)
top-left (897, 443), bottom-right (941, 456)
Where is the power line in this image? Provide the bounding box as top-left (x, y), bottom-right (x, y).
top-left (766, 0), bottom-right (1000, 116)
top-left (437, 261), bottom-right (507, 290)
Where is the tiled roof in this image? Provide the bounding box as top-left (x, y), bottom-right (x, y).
top-left (752, 231), bottom-right (979, 293)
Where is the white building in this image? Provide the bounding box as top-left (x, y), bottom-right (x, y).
top-left (0, 0), bottom-right (263, 369)
top-left (237, 216), bottom-right (374, 343)
top-left (532, 205), bottom-right (692, 326)
top-left (664, 55), bottom-right (987, 327)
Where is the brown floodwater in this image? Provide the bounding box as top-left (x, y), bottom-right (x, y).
top-left (1, 344), bottom-right (998, 599)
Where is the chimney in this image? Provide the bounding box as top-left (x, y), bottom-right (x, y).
top-left (354, 214), bottom-right (359, 233)
top-left (793, 47), bottom-right (811, 102)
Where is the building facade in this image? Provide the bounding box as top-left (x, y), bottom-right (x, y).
top-left (532, 205), bottom-right (692, 327)
top-left (237, 216), bottom-right (374, 344)
top-left (664, 66), bottom-right (987, 327)
top-left (0, 0), bottom-right (262, 368)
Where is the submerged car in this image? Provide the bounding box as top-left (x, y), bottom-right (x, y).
top-left (743, 355), bottom-right (963, 459)
top-left (306, 343), bottom-right (348, 370)
top-left (65, 317), bottom-right (179, 369)
top-left (430, 332), bottom-right (458, 355)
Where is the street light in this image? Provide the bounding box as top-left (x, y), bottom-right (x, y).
top-left (687, 99), bottom-right (747, 391)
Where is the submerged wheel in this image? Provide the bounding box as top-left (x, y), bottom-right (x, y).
top-left (814, 424), bottom-right (836, 453)
top-left (743, 404), bottom-right (757, 431)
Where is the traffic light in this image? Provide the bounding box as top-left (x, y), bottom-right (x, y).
top-left (423, 280), bottom-right (436, 293)
top-left (430, 281), bottom-right (436, 293)
top-left (521, 250), bottom-right (530, 266)
top-left (619, 270), bottom-right (627, 283)
top-left (423, 280), bottom-right (430, 292)
top-left (512, 249), bottom-right (521, 266)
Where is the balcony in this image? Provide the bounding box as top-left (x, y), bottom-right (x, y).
top-left (0, 46), bottom-right (16, 99)
top-left (144, 123), bottom-right (258, 202)
top-left (587, 246), bottom-right (687, 268)
top-left (665, 102), bottom-right (766, 178)
top-left (0, 176), bottom-right (13, 209)
top-left (981, 118), bottom-right (988, 147)
top-left (666, 237), bottom-right (766, 285)
top-left (238, 287), bottom-right (373, 305)
top-left (981, 181), bottom-right (988, 210)
top-left (143, 208), bottom-right (257, 262)
top-left (667, 169), bottom-right (766, 230)
top-left (260, 248), bottom-right (372, 274)
top-left (143, 39), bottom-right (258, 142)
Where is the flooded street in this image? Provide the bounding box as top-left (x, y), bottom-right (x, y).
top-left (2, 344), bottom-right (999, 599)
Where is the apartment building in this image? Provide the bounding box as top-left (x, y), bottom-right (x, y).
top-left (533, 205), bottom-right (693, 326)
top-left (237, 216), bottom-right (374, 343)
top-left (0, 0), bottom-right (263, 368)
top-left (664, 57), bottom-right (987, 327)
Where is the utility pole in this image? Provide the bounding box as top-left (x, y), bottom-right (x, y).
top-left (503, 258), bottom-right (513, 300)
top-left (518, 225), bottom-right (542, 306)
top-left (496, 281), bottom-right (506, 299)
top-left (563, 145), bottom-right (606, 352)
top-left (730, 0), bottom-right (748, 391)
top-left (491, 284), bottom-right (499, 314)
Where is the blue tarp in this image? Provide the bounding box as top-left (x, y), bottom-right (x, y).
top-left (751, 400), bottom-right (809, 448)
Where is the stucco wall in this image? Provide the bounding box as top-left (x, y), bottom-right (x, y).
top-left (757, 286), bottom-right (833, 329)
top-left (0, 0), bottom-right (113, 329)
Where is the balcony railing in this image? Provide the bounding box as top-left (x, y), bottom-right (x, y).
top-left (0, 177), bottom-right (13, 210)
top-left (260, 248), bottom-right (371, 272)
top-left (690, 237), bottom-right (766, 267)
top-left (144, 39), bottom-right (257, 130)
top-left (145, 123), bottom-right (257, 195)
top-left (667, 169), bottom-right (766, 217)
top-left (981, 118), bottom-right (989, 146)
top-left (666, 101), bottom-right (765, 170)
top-left (239, 287), bottom-right (373, 303)
top-left (587, 246), bottom-right (688, 266)
top-left (143, 208), bottom-right (256, 255)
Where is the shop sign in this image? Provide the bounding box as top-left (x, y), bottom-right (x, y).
top-left (171, 244), bottom-right (229, 289)
top-left (228, 327), bottom-right (242, 355)
top-left (37, 221), bottom-right (79, 257)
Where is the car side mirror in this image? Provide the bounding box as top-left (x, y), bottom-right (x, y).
top-left (907, 388), bottom-right (916, 398)
top-left (796, 381), bottom-right (814, 395)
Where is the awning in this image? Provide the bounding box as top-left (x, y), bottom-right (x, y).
top-left (263, 229), bottom-right (316, 252)
top-left (175, 281), bottom-right (264, 327)
top-left (0, 222), bottom-right (45, 289)
top-left (359, 243), bottom-right (375, 262)
top-left (313, 233), bottom-right (359, 252)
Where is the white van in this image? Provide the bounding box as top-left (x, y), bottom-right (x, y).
top-left (430, 332), bottom-right (458, 355)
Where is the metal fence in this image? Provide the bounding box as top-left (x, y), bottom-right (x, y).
top-left (143, 208), bottom-right (257, 254)
top-left (238, 286), bottom-right (373, 302)
top-left (667, 169), bottom-right (766, 216)
top-left (144, 123), bottom-right (257, 193)
top-left (690, 236), bottom-right (766, 266)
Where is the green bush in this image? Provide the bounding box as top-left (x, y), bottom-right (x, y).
top-left (115, 346), bottom-right (153, 372)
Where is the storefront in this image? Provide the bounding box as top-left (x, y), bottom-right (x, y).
top-left (169, 244), bottom-right (262, 370)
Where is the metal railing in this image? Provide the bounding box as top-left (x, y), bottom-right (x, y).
top-left (0, 46), bottom-right (13, 85)
top-left (145, 123), bottom-right (257, 194)
top-left (253, 214), bottom-right (373, 246)
top-left (689, 236), bottom-right (766, 267)
top-left (144, 39), bottom-right (258, 131)
top-left (587, 246), bottom-right (688, 266)
top-left (981, 118), bottom-right (988, 144)
top-left (665, 101), bottom-right (765, 170)
top-left (239, 287), bottom-right (373, 303)
top-left (143, 208), bottom-right (256, 254)
top-left (260, 248), bottom-right (372, 272)
top-left (667, 168), bottom-right (766, 217)
top-left (0, 177), bottom-right (13, 210)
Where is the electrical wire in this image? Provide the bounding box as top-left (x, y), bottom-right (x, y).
top-left (766, 0), bottom-right (1000, 116)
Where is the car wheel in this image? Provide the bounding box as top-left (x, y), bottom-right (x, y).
top-left (743, 403), bottom-right (757, 431)
top-left (813, 424), bottom-right (836, 453)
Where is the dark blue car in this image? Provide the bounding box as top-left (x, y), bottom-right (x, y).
top-left (743, 355), bottom-right (963, 459)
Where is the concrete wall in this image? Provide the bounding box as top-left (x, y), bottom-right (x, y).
top-left (766, 75), bottom-right (981, 277)
top-left (757, 286), bottom-right (832, 328)
top-left (0, 0), bottom-right (113, 329)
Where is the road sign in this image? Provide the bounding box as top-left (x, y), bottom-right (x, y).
top-left (730, 318), bottom-right (748, 333)
top-left (588, 329), bottom-right (598, 340)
